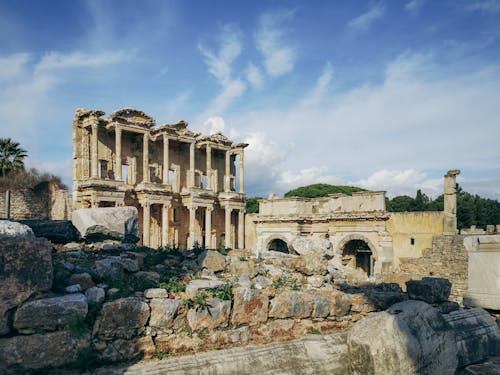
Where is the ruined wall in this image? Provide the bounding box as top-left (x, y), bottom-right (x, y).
top-left (245, 213), bottom-right (258, 251)
top-left (387, 211), bottom-right (444, 265)
top-left (382, 235), bottom-right (468, 302)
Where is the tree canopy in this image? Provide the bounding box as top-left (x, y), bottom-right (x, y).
top-left (0, 138), bottom-right (27, 177)
top-left (284, 183), bottom-right (367, 198)
top-left (245, 197), bottom-right (262, 214)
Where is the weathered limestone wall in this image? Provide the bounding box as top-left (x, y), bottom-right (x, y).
top-left (387, 211), bottom-right (444, 265)
top-left (245, 213), bottom-right (258, 251)
top-left (382, 235), bottom-right (468, 302)
top-left (0, 183), bottom-right (71, 220)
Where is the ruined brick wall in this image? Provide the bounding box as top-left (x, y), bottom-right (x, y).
top-left (0, 183), bottom-right (71, 220)
top-left (381, 235), bottom-right (468, 303)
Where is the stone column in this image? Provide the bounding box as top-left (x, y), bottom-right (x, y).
top-left (443, 169), bottom-right (460, 235)
top-left (162, 136), bottom-right (169, 184)
top-left (143, 132), bottom-right (150, 183)
top-left (188, 142), bottom-right (195, 187)
top-left (205, 207), bottom-right (213, 249)
top-left (90, 122), bottom-right (99, 178)
top-left (239, 151), bottom-right (244, 193)
top-left (188, 205), bottom-right (197, 249)
top-left (115, 126), bottom-right (122, 181)
top-left (225, 206), bottom-right (232, 248)
top-left (238, 209), bottom-right (245, 249)
top-left (162, 202), bottom-right (170, 247)
top-left (143, 202), bottom-right (151, 247)
top-left (224, 150), bottom-right (231, 191)
top-left (206, 145), bottom-right (212, 189)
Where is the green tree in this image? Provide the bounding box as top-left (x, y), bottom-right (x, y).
top-left (284, 184), bottom-right (366, 198)
top-left (0, 138), bottom-right (27, 177)
top-left (246, 197), bottom-right (262, 214)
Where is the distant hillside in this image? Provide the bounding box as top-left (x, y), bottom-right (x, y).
top-left (284, 183), bottom-right (367, 198)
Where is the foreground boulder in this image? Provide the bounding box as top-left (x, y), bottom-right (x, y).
top-left (0, 236), bottom-right (53, 335)
top-left (0, 331), bottom-right (90, 370)
top-left (13, 294), bottom-right (87, 334)
top-left (291, 236), bottom-right (334, 257)
top-left (0, 220), bottom-right (33, 239)
top-left (71, 207), bottom-right (139, 242)
top-left (96, 297), bottom-right (150, 339)
top-left (19, 219), bottom-right (78, 243)
top-left (347, 300), bottom-right (458, 375)
top-left (406, 277), bottom-right (452, 303)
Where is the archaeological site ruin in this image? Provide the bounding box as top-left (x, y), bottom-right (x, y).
top-left (0, 107), bottom-right (499, 374)
top-left (72, 108), bottom-right (247, 250)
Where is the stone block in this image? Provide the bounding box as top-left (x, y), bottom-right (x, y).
top-left (86, 287), bottom-right (105, 305)
top-left (149, 298), bottom-right (184, 329)
top-left (69, 272), bottom-right (95, 291)
top-left (232, 287), bottom-right (269, 325)
top-left (96, 297), bottom-right (150, 339)
top-left (406, 277), bottom-right (452, 303)
top-left (0, 220), bottom-right (33, 239)
top-left (71, 207), bottom-right (139, 242)
top-left (19, 219), bottom-right (78, 244)
top-left (13, 293), bottom-right (88, 333)
top-left (187, 297), bottom-right (231, 331)
top-left (291, 236), bottom-right (334, 257)
top-left (269, 291), bottom-right (314, 319)
top-left (347, 300), bottom-right (458, 375)
top-left (185, 279), bottom-right (228, 298)
top-left (198, 250), bottom-right (226, 272)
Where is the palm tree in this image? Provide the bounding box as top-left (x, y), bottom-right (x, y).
top-left (0, 138), bottom-right (27, 177)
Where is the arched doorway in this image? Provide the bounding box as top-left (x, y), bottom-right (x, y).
top-left (267, 238), bottom-right (289, 253)
top-left (342, 239), bottom-right (373, 276)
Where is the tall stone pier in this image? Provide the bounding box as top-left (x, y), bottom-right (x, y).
top-left (443, 169), bottom-right (460, 235)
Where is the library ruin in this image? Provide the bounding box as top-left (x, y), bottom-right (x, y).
top-left (72, 108), bottom-right (247, 250)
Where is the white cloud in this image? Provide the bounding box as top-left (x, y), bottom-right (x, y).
top-left (203, 116), bottom-right (226, 135)
top-left (348, 2), bottom-right (385, 32)
top-left (225, 53), bottom-right (500, 199)
top-left (197, 25), bottom-right (247, 122)
top-left (0, 53), bottom-right (30, 82)
top-left (35, 50), bottom-right (132, 73)
top-left (256, 9), bottom-right (296, 78)
top-left (246, 62), bottom-right (264, 89)
top-left (300, 63), bottom-right (334, 108)
top-left (405, 0), bottom-right (425, 15)
top-left (277, 166), bottom-right (343, 191)
top-left (198, 24), bottom-right (242, 85)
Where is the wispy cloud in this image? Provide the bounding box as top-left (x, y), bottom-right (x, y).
top-left (300, 63), bottom-right (334, 108)
top-left (246, 62), bottom-right (264, 89)
top-left (348, 2), bottom-right (385, 32)
top-left (35, 50), bottom-right (132, 73)
top-left (0, 53), bottom-right (30, 82)
top-left (405, 0), bottom-right (425, 16)
top-left (197, 24), bottom-right (247, 122)
top-left (256, 9), bottom-right (296, 78)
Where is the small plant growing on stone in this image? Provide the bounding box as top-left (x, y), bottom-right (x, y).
top-left (239, 256), bottom-right (248, 262)
top-left (272, 275), bottom-right (286, 289)
top-left (308, 328), bottom-right (321, 335)
top-left (217, 247), bottom-right (229, 256)
top-left (214, 284), bottom-right (233, 301)
top-left (290, 278), bottom-right (301, 291)
top-left (155, 344), bottom-right (170, 360)
top-left (192, 292), bottom-right (211, 312)
top-left (183, 298), bottom-right (194, 310)
top-left (159, 276), bottom-right (186, 293)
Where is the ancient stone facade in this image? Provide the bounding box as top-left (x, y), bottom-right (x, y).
top-left (0, 181), bottom-right (71, 220)
top-left (72, 108), bottom-right (247, 249)
top-left (250, 170), bottom-right (461, 277)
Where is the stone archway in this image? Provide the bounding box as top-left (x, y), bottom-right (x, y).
top-left (337, 235), bottom-right (378, 276)
top-left (266, 237), bottom-right (290, 253)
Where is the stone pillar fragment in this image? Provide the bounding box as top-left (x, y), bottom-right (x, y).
top-left (91, 122), bottom-right (99, 179)
top-left (115, 126), bottom-right (122, 181)
top-left (239, 152), bottom-right (244, 193)
top-left (188, 205), bottom-right (197, 249)
top-left (443, 169), bottom-right (460, 235)
top-left (189, 142), bottom-right (195, 187)
top-left (238, 209), bottom-right (245, 249)
top-left (205, 207), bottom-right (213, 249)
top-left (225, 206), bottom-right (232, 249)
top-left (143, 202), bottom-right (151, 247)
top-left (143, 133), bottom-right (150, 183)
top-left (161, 202), bottom-right (170, 247)
top-left (162, 136), bottom-right (169, 184)
top-left (206, 145), bottom-right (212, 190)
top-left (224, 151), bottom-right (231, 191)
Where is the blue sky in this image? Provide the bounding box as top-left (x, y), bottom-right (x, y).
top-left (1, 0), bottom-right (500, 199)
